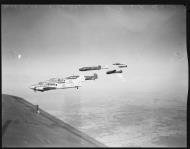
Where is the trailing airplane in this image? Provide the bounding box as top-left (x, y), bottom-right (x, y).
top-left (84, 73), bottom-right (98, 80)
top-left (113, 63), bottom-right (127, 67)
top-left (106, 69), bottom-right (123, 74)
top-left (118, 65), bottom-right (127, 68)
top-left (30, 73), bottom-right (98, 92)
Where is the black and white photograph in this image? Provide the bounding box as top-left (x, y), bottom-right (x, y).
top-left (2, 5), bottom-right (188, 147)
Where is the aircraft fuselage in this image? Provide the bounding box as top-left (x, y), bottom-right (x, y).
top-left (79, 65), bottom-right (101, 71)
top-left (106, 70), bottom-right (123, 74)
top-left (30, 76), bottom-right (85, 92)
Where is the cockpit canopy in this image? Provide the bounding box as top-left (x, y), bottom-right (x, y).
top-left (38, 82), bottom-right (47, 85)
top-left (48, 78), bottom-right (65, 82)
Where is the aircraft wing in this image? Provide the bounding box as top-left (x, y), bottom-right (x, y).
top-left (2, 94), bottom-right (106, 147)
top-left (42, 86), bottom-right (57, 91)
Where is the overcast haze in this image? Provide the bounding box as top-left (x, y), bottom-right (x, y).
top-left (2, 5), bottom-right (188, 147)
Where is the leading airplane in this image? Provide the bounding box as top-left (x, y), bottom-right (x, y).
top-left (30, 73), bottom-right (98, 92)
top-left (106, 69), bottom-right (123, 74)
top-left (105, 63), bottom-right (127, 74)
top-left (113, 63), bottom-right (127, 68)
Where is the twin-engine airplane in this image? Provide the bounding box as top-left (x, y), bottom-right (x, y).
top-left (113, 63), bottom-right (127, 68)
top-left (106, 63), bottom-right (127, 74)
top-left (106, 69), bottom-right (123, 74)
top-left (30, 73), bottom-right (98, 92)
top-left (84, 73), bottom-right (98, 80)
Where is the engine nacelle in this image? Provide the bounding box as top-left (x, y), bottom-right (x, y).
top-left (36, 86), bottom-right (44, 91)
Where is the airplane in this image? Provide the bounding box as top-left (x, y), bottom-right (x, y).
top-left (79, 65), bottom-right (108, 71)
top-left (30, 73), bottom-right (98, 92)
top-left (113, 63), bottom-right (125, 65)
top-left (84, 73), bottom-right (98, 80)
top-left (118, 65), bottom-right (127, 68)
top-left (79, 65), bottom-right (101, 71)
top-left (113, 63), bottom-right (127, 67)
top-left (106, 70), bottom-right (123, 74)
top-left (30, 75), bottom-right (86, 92)
top-left (104, 63), bottom-right (127, 74)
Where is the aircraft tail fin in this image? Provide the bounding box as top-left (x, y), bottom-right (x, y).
top-left (94, 73), bottom-right (98, 79)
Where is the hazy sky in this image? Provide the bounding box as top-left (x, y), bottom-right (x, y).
top-left (2, 5), bottom-right (188, 98)
top-left (2, 6), bottom-right (188, 147)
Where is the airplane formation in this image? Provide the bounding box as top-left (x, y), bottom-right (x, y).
top-left (30, 63), bottom-right (127, 92)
